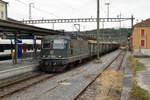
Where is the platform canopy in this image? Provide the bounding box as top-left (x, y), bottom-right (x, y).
top-left (0, 19), bottom-right (63, 36)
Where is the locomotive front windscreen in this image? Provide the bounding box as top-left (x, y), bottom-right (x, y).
top-left (53, 39), bottom-right (65, 49)
top-left (42, 39), bottom-right (65, 49)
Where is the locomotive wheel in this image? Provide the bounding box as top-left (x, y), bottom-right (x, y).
top-left (54, 65), bottom-right (67, 72)
top-left (44, 65), bottom-right (67, 73)
top-left (39, 63), bottom-right (46, 72)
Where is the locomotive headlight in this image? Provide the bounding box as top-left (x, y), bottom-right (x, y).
top-left (43, 55), bottom-right (46, 58)
top-left (58, 56), bottom-right (62, 58)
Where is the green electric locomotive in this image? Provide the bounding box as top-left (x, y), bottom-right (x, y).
top-left (40, 35), bottom-right (119, 72)
top-left (40, 35), bottom-right (89, 72)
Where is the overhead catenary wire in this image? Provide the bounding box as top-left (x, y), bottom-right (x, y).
top-left (14, 0), bottom-right (60, 19)
top-left (14, 0), bottom-right (27, 5)
top-left (33, 7), bottom-right (60, 18)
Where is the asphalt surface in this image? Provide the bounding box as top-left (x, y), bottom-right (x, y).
top-left (0, 58), bottom-right (38, 80)
top-left (136, 58), bottom-right (150, 96)
top-left (0, 58), bottom-right (37, 71)
top-left (121, 52), bottom-right (133, 100)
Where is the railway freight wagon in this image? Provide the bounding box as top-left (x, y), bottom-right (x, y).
top-left (40, 35), bottom-right (119, 72)
top-left (88, 40), bottom-right (119, 56)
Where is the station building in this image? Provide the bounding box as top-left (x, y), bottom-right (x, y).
top-left (0, 0), bottom-right (8, 38)
top-left (0, 0), bottom-right (7, 20)
top-left (133, 18), bottom-right (150, 55)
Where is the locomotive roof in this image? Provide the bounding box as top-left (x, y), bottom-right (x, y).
top-left (88, 40), bottom-right (118, 44)
top-left (43, 35), bottom-right (71, 40)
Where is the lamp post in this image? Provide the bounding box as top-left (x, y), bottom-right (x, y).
top-left (74, 24), bottom-right (80, 37)
top-left (105, 2), bottom-right (110, 19)
top-left (29, 3), bottom-right (34, 20)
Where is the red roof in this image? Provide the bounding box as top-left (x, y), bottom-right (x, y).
top-left (134, 18), bottom-right (150, 27)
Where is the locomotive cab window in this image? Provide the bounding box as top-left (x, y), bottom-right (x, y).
top-left (53, 39), bottom-right (65, 49)
top-left (43, 40), bottom-right (51, 49)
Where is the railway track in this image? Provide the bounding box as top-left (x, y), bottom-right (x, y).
top-left (0, 64), bottom-right (38, 80)
top-left (0, 72), bottom-right (41, 88)
top-left (0, 50), bottom-right (122, 100)
top-left (0, 54), bottom-right (94, 99)
top-left (74, 50), bottom-right (127, 100)
top-left (0, 72), bottom-right (55, 98)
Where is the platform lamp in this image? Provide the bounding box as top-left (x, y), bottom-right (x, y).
top-left (105, 2), bottom-right (110, 19)
top-left (29, 3), bottom-right (34, 20)
top-left (74, 24), bottom-right (80, 38)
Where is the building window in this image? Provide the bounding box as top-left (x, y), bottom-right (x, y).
top-left (141, 40), bottom-right (145, 47)
top-left (1, 11), bottom-right (4, 19)
top-left (141, 29), bottom-right (145, 36)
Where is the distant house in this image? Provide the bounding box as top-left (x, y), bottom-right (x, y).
top-left (133, 18), bottom-right (150, 55)
top-left (0, 0), bottom-right (21, 38)
top-left (0, 0), bottom-right (8, 20)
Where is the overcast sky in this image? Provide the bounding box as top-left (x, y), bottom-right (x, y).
top-left (3, 0), bottom-right (150, 31)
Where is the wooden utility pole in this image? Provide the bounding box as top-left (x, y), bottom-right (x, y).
top-left (131, 15), bottom-right (134, 52)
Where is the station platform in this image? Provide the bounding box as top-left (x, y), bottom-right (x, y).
top-left (0, 58), bottom-right (39, 80)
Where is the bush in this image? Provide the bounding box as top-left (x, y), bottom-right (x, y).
top-left (130, 84), bottom-right (150, 100)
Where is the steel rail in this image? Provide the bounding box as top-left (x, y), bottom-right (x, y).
top-left (0, 73), bottom-right (55, 98)
top-left (74, 50), bottom-right (126, 100)
top-left (107, 51), bottom-right (126, 96)
top-left (0, 72), bottom-right (41, 88)
top-left (0, 56), bottom-right (91, 98)
top-left (0, 50), bottom-right (121, 99)
top-left (118, 51), bottom-right (127, 70)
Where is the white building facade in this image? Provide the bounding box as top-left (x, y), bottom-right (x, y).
top-left (0, 0), bottom-right (7, 20)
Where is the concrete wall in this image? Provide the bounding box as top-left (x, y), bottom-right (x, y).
top-left (0, 1), bottom-right (7, 20)
top-left (134, 49), bottom-right (150, 56)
